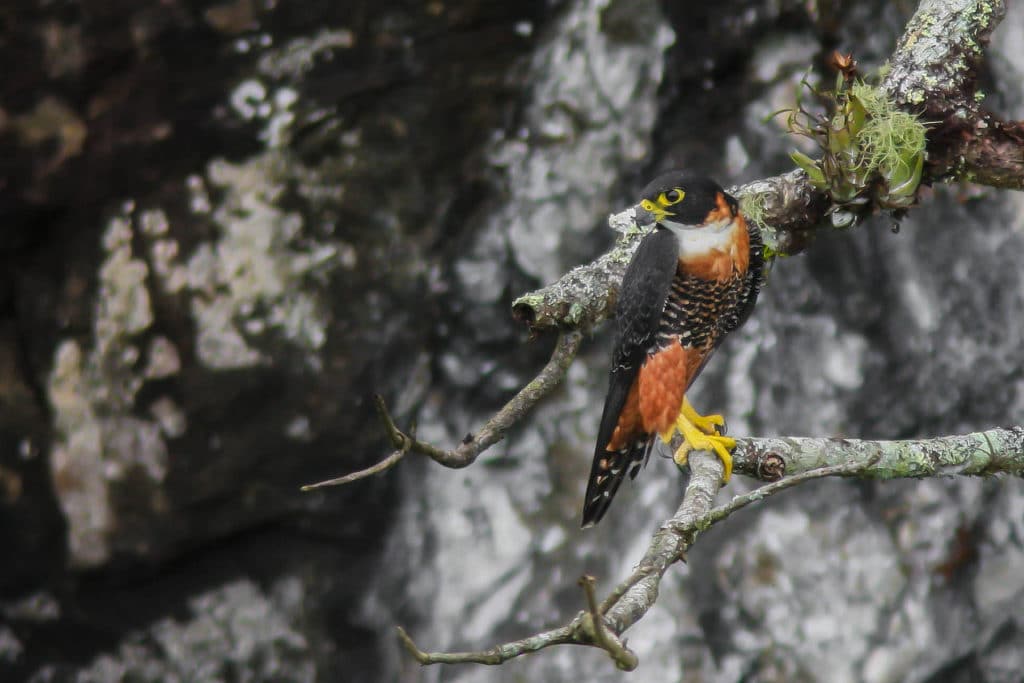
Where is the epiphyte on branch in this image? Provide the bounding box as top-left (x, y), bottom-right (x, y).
top-left (784, 61), bottom-right (926, 226)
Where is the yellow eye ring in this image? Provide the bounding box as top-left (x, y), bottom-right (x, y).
top-left (660, 188), bottom-right (685, 206)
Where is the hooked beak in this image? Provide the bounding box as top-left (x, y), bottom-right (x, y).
top-left (632, 203), bottom-right (662, 228)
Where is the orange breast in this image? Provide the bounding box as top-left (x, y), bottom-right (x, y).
top-left (637, 341), bottom-right (707, 435)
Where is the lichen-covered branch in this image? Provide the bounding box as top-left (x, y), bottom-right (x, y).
top-left (882, 0), bottom-right (1003, 116)
top-left (733, 169), bottom-right (827, 253)
top-left (511, 236), bottom-right (638, 332)
top-left (881, 0), bottom-right (1021, 188)
top-left (600, 450), bottom-right (723, 635)
top-left (732, 427), bottom-right (1024, 480)
top-left (515, 0), bottom-right (1015, 334)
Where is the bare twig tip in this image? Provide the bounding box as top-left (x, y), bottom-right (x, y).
top-left (396, 626), bottom-right (430, 664)
top-left (374, 395), bottom-right (408, 450)
top-left (300, 429), bottom-right (414, 490)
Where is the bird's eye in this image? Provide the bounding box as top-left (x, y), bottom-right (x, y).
top-left (664, 189), bottom-right (685, 205)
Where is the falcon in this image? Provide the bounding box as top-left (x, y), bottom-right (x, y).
top-left (582, 171), bottom-right (764, 527)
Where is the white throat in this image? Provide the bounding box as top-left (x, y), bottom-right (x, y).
top-left (661, 217), bottom-right (735, 256)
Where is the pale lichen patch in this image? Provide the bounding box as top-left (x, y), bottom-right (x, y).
top-left (145, 154), bottom-right (342, 370)
top-left (48, 217), bottom-right (171, 568)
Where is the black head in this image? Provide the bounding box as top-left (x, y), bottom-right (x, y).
top-left (634, 171), bottom-right (736, 227)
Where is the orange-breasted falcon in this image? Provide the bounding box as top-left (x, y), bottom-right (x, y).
top-left (582, 171), bottom-right (763, 527)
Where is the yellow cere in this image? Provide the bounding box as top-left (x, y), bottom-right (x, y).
top-left (641, 199), bottom-right (657, 212)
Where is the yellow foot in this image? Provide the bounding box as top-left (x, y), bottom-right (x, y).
top-left (681, 397), bottom-right (725, 435)
top-left (672, 412), bottom-right (735, 483)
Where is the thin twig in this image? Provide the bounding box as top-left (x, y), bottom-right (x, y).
top-left (301, 401), bottom-right (416, 490)
top-left (301, 438), bottom-right (411, 490)
top-left (395, 624), bottom-right (576, 666)
top-left (677, 455), bottom-right (880, 536)
top-left (303, 331), bottom-right (584, 491)
top-left (302, 448), bottom-right (409, 490)
top-left (384, 330), bottom-right (583, 469)
top-left (578, 575), bottom-right (638, 671)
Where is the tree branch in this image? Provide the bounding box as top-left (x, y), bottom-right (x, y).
top-left (396, 624), bottom-right (576, 665)
top-left (396, 448), bottom-right (882, 669)
top-left (731, 427), bottom-right (1024, 480)
top-left (881, 0), bottom-right (1023, 188)
top-left (578, 574), bottom-right (639, 671)
top-left (303, 331), bottom-right (583, 489)
top-left (938, 115), bottom-right (1024, 190)
top-left (395, 424), bottom-right (1024, 669)
top-left (881, 0), bottom-right (1003, 116)
top-left (391, 453), bottom-right (724, 669)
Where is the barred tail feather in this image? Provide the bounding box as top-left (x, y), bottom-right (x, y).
top-left (581, 437), bottom-right (652, 527)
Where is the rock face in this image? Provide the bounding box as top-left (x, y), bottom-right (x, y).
top-left (1, 1), bottom-right (1023, 682)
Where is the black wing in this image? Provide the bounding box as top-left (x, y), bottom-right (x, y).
top-left (582, 229), bottom-right (678, 527)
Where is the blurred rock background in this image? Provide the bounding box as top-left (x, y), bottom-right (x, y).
top-left (0, 1), bottom-right (1022, 682)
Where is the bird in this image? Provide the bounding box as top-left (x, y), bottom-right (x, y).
top-left (581, 171), bottom-right (764, 527)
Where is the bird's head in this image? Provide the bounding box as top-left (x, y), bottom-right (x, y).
top-left (632, 171), bottom-right (737, 232)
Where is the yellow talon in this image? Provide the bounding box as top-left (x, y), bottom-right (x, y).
top-left (673, 433), bottom-right (735, 482)
top-left (681, 397), bottom-right (725, 434)
top-left (666, 402), bottom-right (735, 483)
